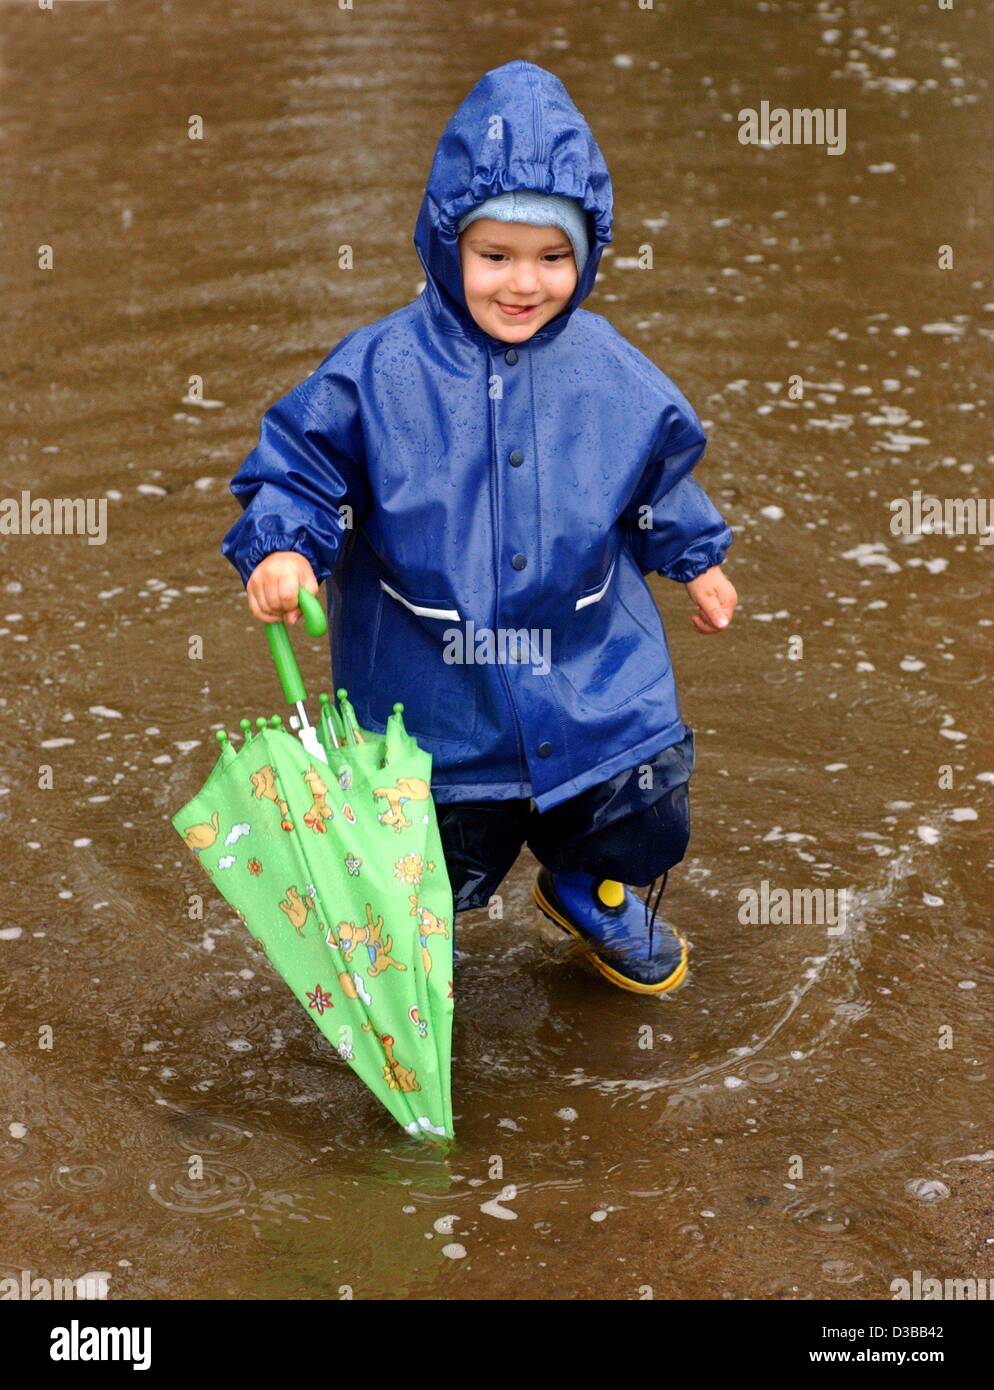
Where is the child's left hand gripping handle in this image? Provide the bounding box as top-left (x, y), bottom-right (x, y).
top-left (264, 586), bottom-right (328, 708)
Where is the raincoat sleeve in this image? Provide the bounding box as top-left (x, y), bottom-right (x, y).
top-left (220, 364), bottom-right (369, 589)
top-left (623, 422), bottom-right (733, 584)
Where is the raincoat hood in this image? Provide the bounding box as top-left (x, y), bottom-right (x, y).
top-left (413, 60), bottom-right (613, 345)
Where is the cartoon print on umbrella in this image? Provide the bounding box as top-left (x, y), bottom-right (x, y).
top-left (333, 901), bottom-right (407, 977)
top-left (380, 1035), bottom-right (419, 1093)
top-left (278, 885), bottom-right (316, 936)
top-left (302, 765), bottom-right (333, 833)
top-left (250, 765), bottom-right (293, 831)
top-left (374, 777), bottom-right (432, 832)
top-left (182, 811), bottom-right (220, 854)
top-left (408, 895), bottom-right (450, 979)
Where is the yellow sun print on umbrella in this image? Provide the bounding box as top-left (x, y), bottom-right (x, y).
top-left (394, 852), bottom-right (424, 886)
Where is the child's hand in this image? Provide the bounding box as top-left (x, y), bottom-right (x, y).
top-left (246, 551), bottom-right (319, 625)
top-left (685, 565), bottom-right (737, 634)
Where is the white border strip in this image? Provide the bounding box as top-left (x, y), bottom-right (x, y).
top-left (380, 578), bottom-right (461, 621)
top-left (575, 558), bottom-right (616, 610)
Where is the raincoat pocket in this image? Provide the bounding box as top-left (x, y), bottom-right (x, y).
top-left (375, 576), bottom-right (479, 745)
top-left (557, 547), bottom-right (671, 713)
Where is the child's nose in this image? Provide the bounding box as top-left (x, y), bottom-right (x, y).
top-left (507, 261), bottom-right (541, 293)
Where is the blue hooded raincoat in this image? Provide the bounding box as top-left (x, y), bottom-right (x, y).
top-left (221, 60), bottom-right (733, 813)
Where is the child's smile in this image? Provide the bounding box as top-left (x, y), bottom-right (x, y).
top-left (458, 218), bottom-right (579, 342)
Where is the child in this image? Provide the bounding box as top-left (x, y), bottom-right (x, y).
top-left (221, 60), bottom-right (736, 996)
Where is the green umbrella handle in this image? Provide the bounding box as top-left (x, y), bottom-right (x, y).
top-left (263, 586), bottom-right (328, 707)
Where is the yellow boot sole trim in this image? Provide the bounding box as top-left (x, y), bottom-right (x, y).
top-left (533, 880), bottom-right (689, 996)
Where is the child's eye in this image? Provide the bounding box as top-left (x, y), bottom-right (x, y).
top-left (479, 252), bottom-right (570, 264)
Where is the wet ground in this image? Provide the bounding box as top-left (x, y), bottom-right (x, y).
top-left (1, 0), bottom-right (992, 1299)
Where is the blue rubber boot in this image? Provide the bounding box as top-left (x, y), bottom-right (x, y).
top-left (533, 867), bottom-right (688, 995)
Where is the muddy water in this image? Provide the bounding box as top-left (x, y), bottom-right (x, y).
top-left (2, 0), bottom-right (992, 1300)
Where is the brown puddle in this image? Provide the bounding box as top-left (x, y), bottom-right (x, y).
top-left (1, 0), bottom-right (992, 1299)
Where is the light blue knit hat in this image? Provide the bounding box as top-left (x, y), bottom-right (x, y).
top-left (456, 191), bottom-right (589, 279)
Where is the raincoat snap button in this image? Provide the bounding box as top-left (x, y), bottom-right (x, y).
top-left (511, 553), bottom-right (527, 570)
top-left (509, 448), bottom-right (524, 466)
top-left (504, 348), bottom-right (519, 364)
top-left (538, 741), bottom-right (553, 757)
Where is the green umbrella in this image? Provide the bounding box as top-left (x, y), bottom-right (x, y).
top-left (171, 588), bottom-right (454, 1141)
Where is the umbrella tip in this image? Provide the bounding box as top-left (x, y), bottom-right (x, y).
top-left (215, 729), bottom-right (229, 746)
top-left (239, 718), bottom-right (252, 737)
top-left (336, 687), bottom-right (348, 701)
top-left (392, 702), bottom-right (404, 715)
top-left (270, 715), bottom-right (283, 729)
top-left (318, 692), bottom-right (330, 707)
top-left (256, 717), bottom-right (268, 733)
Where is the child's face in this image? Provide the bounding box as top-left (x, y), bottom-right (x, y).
top-left (458, 219), bottom-right (578, 342)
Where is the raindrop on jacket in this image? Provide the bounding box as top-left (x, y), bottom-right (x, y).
top-left (221, 60), bottom-right (733, 812)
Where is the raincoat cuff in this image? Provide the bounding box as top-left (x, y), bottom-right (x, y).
top-left (657, 527), bottom-right (734, 584)
top-left (234, 530), bottom-right (332, 590)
